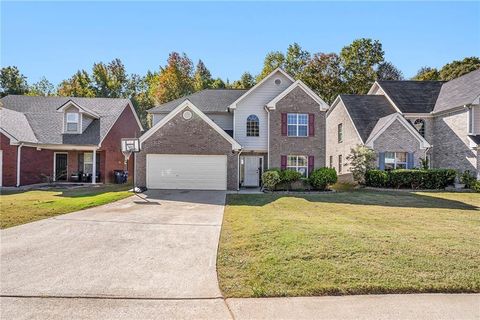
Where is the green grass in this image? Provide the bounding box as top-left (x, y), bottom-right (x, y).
top-left (0, 184), bottom-right (133, 229)
top-left (218, 190), bottom-right (480, 297)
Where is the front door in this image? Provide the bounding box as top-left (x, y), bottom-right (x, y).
top-left (55, 153), bottom-right (68, 181)
top-left (244, 156), bottom-right (262, 187)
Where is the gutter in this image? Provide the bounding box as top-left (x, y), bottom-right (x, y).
top-left (16, 143), bottom-right (23, 187)
top-left (237, 149), bottom-right (243, 191)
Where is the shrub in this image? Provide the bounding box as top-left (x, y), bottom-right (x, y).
top-left (309, 167), bottom-right (337, 190)
top-left (281, 169), bottom-right (303, 184)
top-left (460, 170), bottom-right (477, 189)
top-left (365, 170), bottom-right (388, 188)
top-left (365, 169), bottom-right (456, 189)
top-left (472, 180), bottom-right (480, 193)
top-left (262, 170), bottom-right (281, 190)
top-left (346, 145), bottom-right (376, 184)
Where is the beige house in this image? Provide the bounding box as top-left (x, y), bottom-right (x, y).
top-left (327, 68), bottom-right (480, 180)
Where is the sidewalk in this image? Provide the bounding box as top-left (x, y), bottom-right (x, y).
top-left (226, 293), bottom-right (480, 320)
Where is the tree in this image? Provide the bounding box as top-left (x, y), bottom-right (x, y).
top-left (412, 67), bottom-right (440, 80)
top-left (302, 53), bottom-right (344, 104)
top-left (340, 38), bottom-right (385, 94)
top-left (284, 43), bottom-right (311, 78)
top-left (0, 66), bottom-right (28, 96)
top-left (256, 51), bottom-right (285, 82)
top-left (439, 57), bottom-right (480, 81)
top-left (232, 72), bottom-right (256, 89)
top-left (376, 61), bottom-right (404, 80)
top-left (126, 73), bottom-right (154, 128)
top-left (57, 70), bottom-right (96, 97)
top-left (27, 77), bottom-right (55, 96)
top-left (193, 60), bottom-right (213, 91)
top-left (347, 145), bottom-right (376, 184)
top-left (211, 78), bottom-right (226, 89)
top-left (149, 52), bottom-right (194, 104)
top-left (92, 58), bottom-right (128, 98)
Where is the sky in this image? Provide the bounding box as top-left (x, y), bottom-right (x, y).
top-left (1, 1), bottom-right (479, 86)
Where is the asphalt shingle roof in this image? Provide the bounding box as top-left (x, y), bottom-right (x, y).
top-left (377, 80), bottom-right (444, 113)
top-left (434, 68), bottom-right (480, 113)
top-left (148, 89), bottom-right (248, 114)
top-left (340, 95), bottom-right (397, 142)
top-left (0, 107), bottom-right (38, 143)
top-left (0, 95), bottom-right (130, 145)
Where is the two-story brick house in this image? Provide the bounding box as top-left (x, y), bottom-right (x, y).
top-left (326, 68), bottom-right (480, 180)
top-left (136, 68), bottom-right (329, 190)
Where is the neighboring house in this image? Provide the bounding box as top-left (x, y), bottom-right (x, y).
top-left (326, 68), bottom-right (480, 179)
top-left (0, 95), bottom-right (143, 187)
top-left (136, 68), bottom-right (329, 190)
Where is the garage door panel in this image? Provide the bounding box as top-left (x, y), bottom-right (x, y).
top-left (146, 154), bottom-right (227, 190)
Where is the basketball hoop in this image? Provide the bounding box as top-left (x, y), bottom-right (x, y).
top-left (121, 138), bottom-right (140, 164)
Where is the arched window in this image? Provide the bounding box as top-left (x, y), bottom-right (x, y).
top-left (414, 119), bottom-right (426, 137)
top-left (246, 115), bottom-right (259, 137)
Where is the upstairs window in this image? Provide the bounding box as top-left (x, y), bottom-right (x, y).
top-left (246, 115), bottom-right (259, 137)
top-left (66, 112), bottom-right (79, 133)
top-left (287, 113), bottom-right (308, 137)
top-left (338, 123), bottom-right (343, 143)
top-left (414, 119), bottom-right (426, 137)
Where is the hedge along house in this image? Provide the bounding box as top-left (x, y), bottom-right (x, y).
top-left (137, 68), bottom-right (328, 190)
top-left (0, 95), bottom-right (143, 187)
top-left (326, 68), bottom-right (480, 180)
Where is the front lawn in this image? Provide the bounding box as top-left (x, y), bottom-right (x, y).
top-left (0, 184), bottom-right (133, 229)
top-left (218, 190), bottom-right (480, 297)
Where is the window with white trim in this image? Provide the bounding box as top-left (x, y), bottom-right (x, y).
top-left (338, 123), bottom-right (343, 143)
top-left (287, 155), bottom-right (308, 177)
top-left (287, 113), bottom-right (308, 137)
top-left (384, 152), bottom-right (407, 170)
top-left (84, 153), bottom-right (93, 174)
top-left (246, 114), bottom-right (259, 137)
top-left (66, 112), bottom-right (79, 132)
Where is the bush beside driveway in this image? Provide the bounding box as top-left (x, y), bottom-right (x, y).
top-left (217, 190), bottom-right (480, 297)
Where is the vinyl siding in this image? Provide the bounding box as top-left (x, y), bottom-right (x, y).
top-left (82, 115), bottom-right (94, 133)
top-left (473, 106), bottom-right (480, 134)
top-left (234, 72), bottom-right (293, 151)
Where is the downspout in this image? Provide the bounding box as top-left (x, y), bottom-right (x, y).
top-left (237, 148), bottom-right (243, 191)
top-left (264, 106), bottom-right (270, 169)
top-left (16, 143), bottom-right (23, 187)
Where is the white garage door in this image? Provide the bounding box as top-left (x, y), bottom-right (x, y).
top-left (146, 154), bottom-right (227, 190)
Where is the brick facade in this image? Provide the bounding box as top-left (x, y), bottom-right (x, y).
top-left (1, 133), bottom-right (18, 187)
top-left (326, 100), bottom-right (363, 175)
top-left (20, 147), bottom-right (54, 185)
top-left (432, 109), bottom-right (478, 174)
top-left (372, 119), bottom-right (426, 167)
top-left (269, 87), bottom-right (326, 169)
top-left (136, 107), bottom-right (239, 190)
top-left (99, 105), bottom-right (141, 183)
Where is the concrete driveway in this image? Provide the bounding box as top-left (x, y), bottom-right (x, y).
top-left (1, 190), bottom-right (232, 319)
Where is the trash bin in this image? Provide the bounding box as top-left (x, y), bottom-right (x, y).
top-left (114, 170), bottom-right (128, 184)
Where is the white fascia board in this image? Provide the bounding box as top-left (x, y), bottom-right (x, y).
top-left (140, 99), bottom-right (242, 151)
top-left (19, 143), bottom-right (99, 150)
top-left (326, 96), bottom-right (341, 117)
top-left (228, 68), bottom-right (295, 110)
top-left (127, 101), bottom-right (144, 131)
top-left (366, 114), bottom-right (431, 149)
top-left (266, 80), bottom-right (329, 111)
top-left (403, 113), bottom-right (434, 118)
top-left (57, 100), bottom-right (100, 119)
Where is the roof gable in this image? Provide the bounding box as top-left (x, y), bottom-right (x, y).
top-left (140, 99), bottom-right (241, 150)
top-left (0, 107), bottom-right (37, 143)
top-left (228, 68), bottom-right (295, 109)
top-left (338, 95), bottom-right (397, 142)
top-left (266, 80), bottom-right (329, 111)
top-left (365, 113), bottom-right (431, 149)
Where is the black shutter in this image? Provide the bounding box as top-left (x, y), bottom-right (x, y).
top-left (78, 153), bottom-right (84, 173)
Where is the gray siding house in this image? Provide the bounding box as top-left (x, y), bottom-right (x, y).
top-left (136, 69), bottom-right (329, 190)
top-left (326, 68), bottom-right (480, 179)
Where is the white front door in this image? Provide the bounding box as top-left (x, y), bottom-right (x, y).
top-left (244, 156), bottom-right (261, 187)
